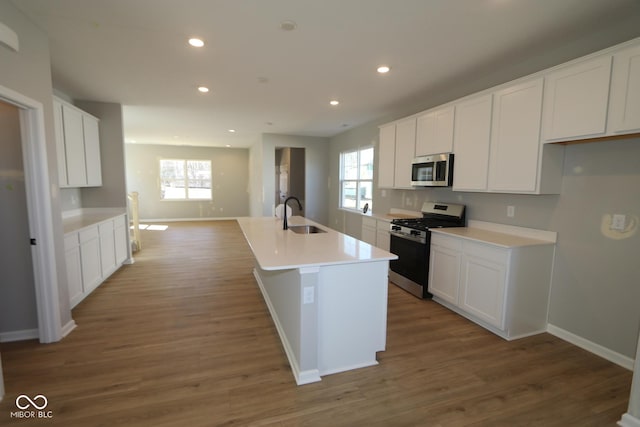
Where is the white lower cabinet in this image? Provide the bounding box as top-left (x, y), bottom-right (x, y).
top-left (79, 227), bottom-right (102, 294)
top-left (64, 234), bottom-right (84, 308)
top-left (428, 226), bottom-right (555, 340)
top-left (361, 216), bottom-right (391, 251)
top-left (66, 214), bottom-right (129, 308)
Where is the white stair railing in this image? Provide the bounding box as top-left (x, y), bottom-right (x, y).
top-left (128, 191), bottom-right (141, 251)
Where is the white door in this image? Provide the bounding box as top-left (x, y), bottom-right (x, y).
top-left (0, 101), bottom-right (38, 339)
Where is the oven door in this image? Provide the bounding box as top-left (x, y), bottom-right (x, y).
top-left (389, 233), bottom-right (431, 298)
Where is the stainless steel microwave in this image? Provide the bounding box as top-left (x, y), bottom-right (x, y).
top-left (411, 153), bottom-right (454, 187)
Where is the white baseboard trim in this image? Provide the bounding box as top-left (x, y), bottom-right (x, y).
top-left (61, 320), bottom-right (77, 338)
top-left (619, 413), bottom-right (640, 427)
top-left (0, 328), bottom-right (39, 343)
top-left (252, 269), bottom-right (321, 386)
top-left (547, 324), bottom-right (634, 370)
top-left (139, 217), bottom-right (238, 223)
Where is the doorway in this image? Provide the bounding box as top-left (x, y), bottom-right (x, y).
top-left (0, 101), bottom-right (38, 338)
top-left (275, 147), bottom-right (305, 216)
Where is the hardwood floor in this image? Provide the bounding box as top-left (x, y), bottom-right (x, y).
top-left (0, 220), bottom-right (631, 426)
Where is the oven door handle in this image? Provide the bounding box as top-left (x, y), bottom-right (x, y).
top-left (389, 231), bottom-right (426, 244)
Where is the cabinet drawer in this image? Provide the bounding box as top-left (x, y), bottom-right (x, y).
top-left (376, 220), bottom-right (390, 231)
top-left (463, 241), bottom-right (507, 264)
top-left (431, 233), bottom-right (462, 251)
top-left (64, 233), bottom-right (80, 250)
top-left (79, 226), bottom-right (99, 243)
top-left (362, 217), bottom-right (377, 229)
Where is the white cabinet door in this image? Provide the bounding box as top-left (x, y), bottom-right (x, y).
top-left (99, 220), bottom-right (117, 278)
top-left (62, 104), bottom-right (88, 186)
top-left (53, 99), bottom-right (69, 187)
top-left (394, 118), bottom-right (416, 188)
top-left (452, 94), bottom-right (492, 191)
top-left (83, 114), bottom-right (102, 187)
top-left (459, 242), bottom-right (507, 329)
top-left (114, 215), bottom-right (128, 265)
top-left (415, 106), bottom-right (455, 156)
top-left (378, 124), bottom-right (396, 188)
top-left (542, 55), bottom-right (612, 142)
top-left (361, 217), bottom-right (377, 246)
top-left (64, 234), bottom-right (84, 308)
top-left (488, 78), bottom-right (543, 193)
top-left (376, 220), bottom-right (390, 251)
top-left (428, 234), bottom-right (462, 305)
top-left (608, 43), bottom-right (640, 134)
top-left (79, 227), bottom-right (102, 294)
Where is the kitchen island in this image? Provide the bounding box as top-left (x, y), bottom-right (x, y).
top-left (237, 216), bottom-right (397, 385)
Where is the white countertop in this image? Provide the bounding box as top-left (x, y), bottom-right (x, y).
top-left (237, 216), bottom-right (397, 271)
top-left (430, 220), bottom-right (557, 248)
top-left (63, 208), bottom-right (127, 235)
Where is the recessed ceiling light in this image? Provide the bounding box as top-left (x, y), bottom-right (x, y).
top-left (197, 86), bottom-right (209, 93)
top-left (188, 38), bottom-right (204, 47)
top-left (377, 65), bottom-right (391, 74)
top-left (280, 20), bottom-right (297, 31)
top-left (225, 144), bottom-right (232, 148)
top-left (228, 129), bottom-right (236, 133)
top-left (330, 100), bottom-right (340, 106)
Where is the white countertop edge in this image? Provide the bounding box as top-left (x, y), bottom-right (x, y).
top-left (257, 257), bottom-right (395, 272)
top-left (468, 220), bottom-right (557, 243)
top-left (431, 221), bottom-right (557, 248)
top-left (62, 207), bottom-right (127, 219)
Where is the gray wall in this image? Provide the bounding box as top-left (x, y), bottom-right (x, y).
top-left (125, 143), bottom-right (250, 220)
top-left (0, 1), bottom-right (72, 331)
top-left (253, 133), bottom-right (330, 225)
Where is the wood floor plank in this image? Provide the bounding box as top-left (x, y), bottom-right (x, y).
top-left (0, 220), bottom-right (632, 426)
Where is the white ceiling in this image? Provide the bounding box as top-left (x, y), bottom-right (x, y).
top-left (11, 0), bottom-right (640, 148)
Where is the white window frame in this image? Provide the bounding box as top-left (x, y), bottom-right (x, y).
top-left (339, 146), bottom-right (374, 212)
top-left (159, 159), bottom-right (212, 201)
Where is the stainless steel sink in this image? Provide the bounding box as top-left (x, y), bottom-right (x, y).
top-left (287, 225), bottom-right (327, 234)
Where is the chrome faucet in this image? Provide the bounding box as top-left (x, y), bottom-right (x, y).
top-left (283, 196), bottom-right (303, 230)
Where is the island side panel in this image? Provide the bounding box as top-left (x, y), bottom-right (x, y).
top-left (253, 264), bottom-right (321, 385)
top-left (317, 260), bottom-right (389, 376)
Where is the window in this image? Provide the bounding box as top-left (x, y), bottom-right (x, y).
top-left (340, 147), bottom-right (373, 211)
top-left (160, 159), bottom-right (212, 200)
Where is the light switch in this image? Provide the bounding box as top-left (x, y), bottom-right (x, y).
top-left (611, 214), bottom-right (626, 231)
top-left (507, 206), bottom-right (515, 218)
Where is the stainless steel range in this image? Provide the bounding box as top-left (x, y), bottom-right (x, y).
top-left (389, 201), bottom-right (465, 298)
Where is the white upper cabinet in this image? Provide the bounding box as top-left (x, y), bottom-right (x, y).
top-left (393, 117), bottom-right (417, 189)
top-left (415, 105), bottom-right (455, 156)
top-left (53, 96), bottom-right (102, 188)
top-left (542, 55), bottom-right (612, 142)
top-left (62, 104), bottom-right (88, 187)
top-left (488, 78), bottom-right (544, 193)
top-left (377, 123), bottom-right (396, 188)
top-left (608, 43), bottom-right (640, 134)
top-left (53, 99), bottom-right (68, 187)
top-left (452, 94), bottom-right (492, 192)
top-left (83, 114), bottom-right (102, 187)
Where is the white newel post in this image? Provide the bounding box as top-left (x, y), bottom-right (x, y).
top-left (0, 352), bottom-right (4, 401)
top-left (619, 326), bottom-right (640, 427)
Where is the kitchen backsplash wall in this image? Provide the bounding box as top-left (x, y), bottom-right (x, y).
top-left (60, 188), bottom-right (82, 211)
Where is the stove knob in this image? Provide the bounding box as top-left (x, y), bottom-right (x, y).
top-left (410, 230), bottom-right (420, 236)
top-left (391, 225), bottom-right (401, 231)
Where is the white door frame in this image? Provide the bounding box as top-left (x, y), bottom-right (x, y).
top-left (0, 83), bottom-right (62, 344)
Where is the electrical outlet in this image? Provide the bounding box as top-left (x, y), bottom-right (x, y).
top-left (611, 214), bottom-right (626, 231)
top-left (507, 205), bottom-right (515, 218)
top-left (303, 287), bottom-right (314, 304)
